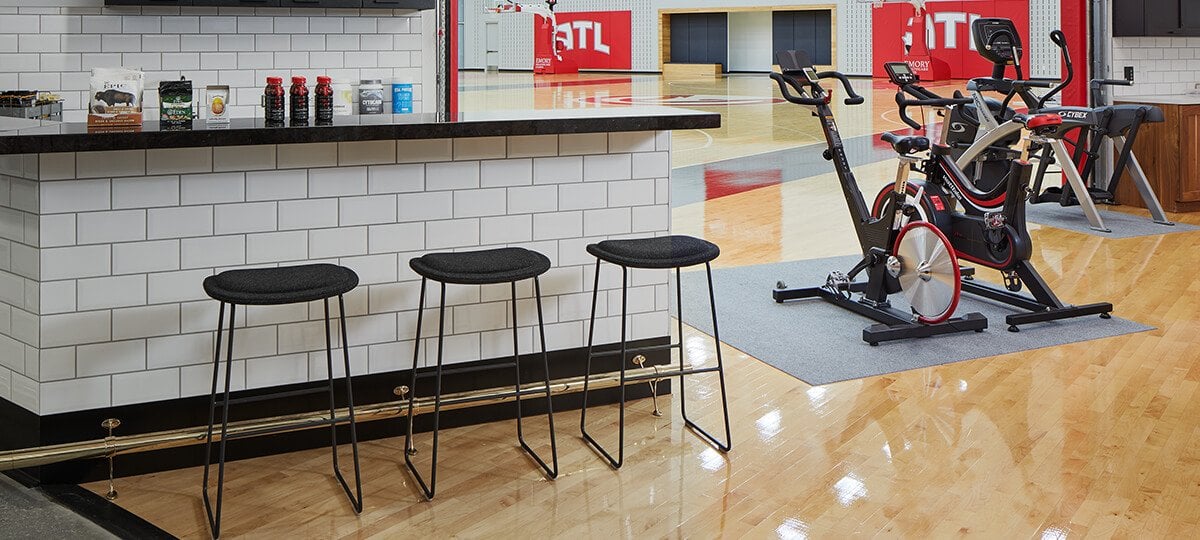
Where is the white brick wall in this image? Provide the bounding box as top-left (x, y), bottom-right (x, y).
top-left (1111, 37), bottom-right (1200, 97)
top-left (0, 3), bottom-right (433, 123)
top-left (0, 131), bottom-right (673, 414)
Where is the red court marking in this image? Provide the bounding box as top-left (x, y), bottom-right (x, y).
top-left (705, 168), bottom-right (783, 201)
top-left (532, 77), bottom-right (633, 89)
top-left (580, 94), bottom-right (787, 106)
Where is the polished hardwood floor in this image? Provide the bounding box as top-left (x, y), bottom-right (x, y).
top-left (86, 72), bottom-right (1200, 538)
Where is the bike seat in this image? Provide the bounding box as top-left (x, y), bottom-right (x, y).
top-left (1020, 113), bottom-right (1062, 132)
top-left (883, 134), bottom-right (930, 155)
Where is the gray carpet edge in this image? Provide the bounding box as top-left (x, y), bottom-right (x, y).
top-left (675, 257), bottom-right (1155, 386)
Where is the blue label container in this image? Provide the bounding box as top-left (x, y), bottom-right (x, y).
top-left (391, 83), bottom-right (413, 114)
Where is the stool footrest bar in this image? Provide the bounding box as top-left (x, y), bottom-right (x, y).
top-left (587, 343), bottom-right (682, 358)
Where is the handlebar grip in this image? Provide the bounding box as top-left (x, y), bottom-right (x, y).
top-left (1013, 79), bottom-right (1056, 89)
top-left (895, 92), bottom-right (924, 131)
top-left (818, 71), bottom-right (866, 106)
top-left (769, 72), bottom-right (825, 106)
top-left (1050, 30), bottom-right (1067, 48)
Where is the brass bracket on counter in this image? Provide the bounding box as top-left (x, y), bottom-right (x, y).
top-left (632, 356), bottom-right (664, 417)
top-left (100, 418), bottom-right (121, 500)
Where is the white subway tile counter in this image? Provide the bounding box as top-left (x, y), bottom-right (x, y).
top-left (0, 108), bottom-right (716, 416)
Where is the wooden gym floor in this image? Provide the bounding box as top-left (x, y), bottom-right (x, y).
top-left (86, 72), bottom-right (1200, 538)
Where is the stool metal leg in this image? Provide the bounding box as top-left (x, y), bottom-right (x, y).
top-left (581, 261), bottom-right (627, 469)
top-left (678, 264), bottom-right (732, 452)
top-left (513, 279), bottom-right (559, 478)
top-left (404, 279), bottom-right (445, 500)
top-left (202, 302), bottom-right (235, 539)
top-left (324, 296), bottom-right (364, 512)
top-left (579, 259), bottom-right (601, 439)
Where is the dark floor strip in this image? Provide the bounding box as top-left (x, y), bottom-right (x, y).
top-left (41, 484), bottom-right (176, 540)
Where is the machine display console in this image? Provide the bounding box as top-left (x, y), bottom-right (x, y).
top-left (884, 62), bottom-right (918, 85)
top-left (972, 18), bottom-right (1022, 65)
top-left (801, 67), bottom-right (820, 84)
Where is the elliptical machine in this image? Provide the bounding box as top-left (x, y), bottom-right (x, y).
top-left (769, 50), bottom-right (989, 345)
top-left (952, 18), bottom-right (1173, 231)
top-left (873, 61), bottom-right (1114, 333)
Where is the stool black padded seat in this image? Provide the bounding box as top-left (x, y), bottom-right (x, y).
top-left (587, 235), bottom-right (720, 269)
top-left (201, 263), bottom-right (362, 539)
top-left (580, 234), bottom-right (731, 470)
top-left (409, 247), bottom-right (551, 284)
top-left (403, 246), bottom-right (558, 500)
top-left (203, 263), bottom-right (358, 305)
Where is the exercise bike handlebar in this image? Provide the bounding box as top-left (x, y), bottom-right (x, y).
top-left (894, 86), bottom-right (973, 130)
top-left (1037, 30), bottom-right (1074, 109)
top-left (817, 71), bottom-right (867, 105)
top-left (769, 70), bottom-right (865, 106)
top-left (1091, 78), bottom-right (1134, 87)
top-left (769, 72), bottom-right (825, 106)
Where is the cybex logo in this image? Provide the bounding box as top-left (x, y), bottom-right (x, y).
top-left (1058, 110), bottom-right (1090, 120)
top-left (950, 122), bottom-right (968, 133)
top-left (556, 21), bottom-right (612, 55)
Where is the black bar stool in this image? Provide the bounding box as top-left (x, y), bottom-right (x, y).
top-left (201, 263), bottom-right (363, 539)
top-left (580, 235), bottom-right (732, 469)
top-left (404, 247), bottom-right (559, 500)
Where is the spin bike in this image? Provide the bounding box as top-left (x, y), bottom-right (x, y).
top-left (873, 61), bottom-right (1114, 333)
top-left (952, 18), bottom-right (1172, 231)
top-left (769, 50), bottom-right (988, 345)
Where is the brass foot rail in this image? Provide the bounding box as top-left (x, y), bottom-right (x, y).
top-left (0, 363), bottom-right (691, 472)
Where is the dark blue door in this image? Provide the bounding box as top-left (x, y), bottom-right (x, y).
top-left (670, 13), bottom-right (729, 70)
top-left (772, 11), bottom-right (833, 66)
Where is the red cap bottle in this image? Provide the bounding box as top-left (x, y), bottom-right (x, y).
top-left (290, 76), bottom-right (309, 124)
top-left (264, 77), bottom-right (285, 124)
top-left (315, 76), bottom-right (334, 125)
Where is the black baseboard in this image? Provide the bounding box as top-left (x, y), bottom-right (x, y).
top-left (3, 338), bottom-right (670, 485)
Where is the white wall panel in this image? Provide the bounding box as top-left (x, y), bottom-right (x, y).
top-left (839, 1), bottom-right (872, 75)
top-left (728, 11), bottom-right (773, 72)
top-left (1028, 0), bottom-right (1061, 79)
top-left (0, 4), bottom-right (433, 121)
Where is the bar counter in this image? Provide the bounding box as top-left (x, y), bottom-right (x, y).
top-left (0, 107), bottom-right (719, 480)
top-left (0, 108), bottom-right (718, 154)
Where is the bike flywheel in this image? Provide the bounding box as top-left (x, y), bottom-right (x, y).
top-left (893, 221), bottom-right (962, 324)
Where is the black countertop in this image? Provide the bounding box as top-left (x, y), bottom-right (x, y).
top-left (0, 107), bottom-right (721, 155)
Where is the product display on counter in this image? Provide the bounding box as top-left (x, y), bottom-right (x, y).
top-left (359, 79), bottom-right (384, 115)
top-left (392, 83), bottom-right (413, 114)
top-left (333, 81), bottom-right (353, 116)
top-left (315, 76), bottom-right (334, 125)
top-left (158, 77), bottom-right (194, 127)
top-left (289, 76), bottom-right (309, 125)
top-left (206, 85), bottom-right (230, 123)
top-left (88, 67), bottom-right (144, 127)
top-left (0, 90), bottom-right (62, 120)
top-left (263, 76), bottom-right (285, 126)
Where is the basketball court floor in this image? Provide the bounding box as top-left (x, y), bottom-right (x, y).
top-left (85, 72), bottom-right (1200, 537)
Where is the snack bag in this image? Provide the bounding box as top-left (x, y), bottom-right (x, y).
top-left (159, 77), bottom-right (194, 126)
top-left (89, 67), bottom-right (145, 127)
